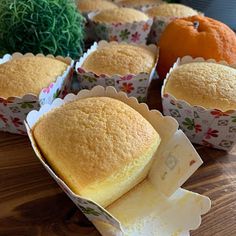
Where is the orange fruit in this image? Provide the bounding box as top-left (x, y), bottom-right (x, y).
top-left (157, 15), bottom-right (236, 79)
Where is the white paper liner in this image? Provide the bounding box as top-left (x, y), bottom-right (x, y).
top-left (25, 85), bottom-right (210, 235)
top-left (88, 11), bottom-right (153, 44)
top-left (0, 53), bottom-right (73, 134)
top-left (75, 40), bottom-right (159, 101)
top-left (162, 56), bottom-right (236, 151)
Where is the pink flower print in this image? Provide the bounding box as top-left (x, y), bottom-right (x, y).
top-left (0, 113), bottom-right (8, 123)
top-left (0, 98), bottom-right (12, 106)
top-left (151, 29), bottom-right (157, 38)
top-left (17, 129), bottom-right (26, 135)
top-left (211, 110), bottom-right (229, 118)
top-left (170, 99), bottom-right (176, 106)
top-left (195, 124), bottom-right (202, 133)
top-left (68, 69), bottom-right (74, 81)
top-left (121, 83), bottom-right (134, 94)
top-left (112, 23), bottom-right (122, 27)
top-left (205, 128), bottom-right (219, 139)
top-left (11, 117), bottom-right (23, 127)
top-left (109, 35), bottom-right (118, 42)
top-left (61, 86), bottom-right (68, 98)
top-left (142, 23), bottom-right (149, 31)
top-left (77, 67), bottom-right (85, 73)
top-left (131, 32), bottom-right (141, 42)
top-left (120, 75), bottom-right (133, 81)
top-left (202, 140), bottom-right (214, 148)
top-left (43, 83), bottom-right (53, 94)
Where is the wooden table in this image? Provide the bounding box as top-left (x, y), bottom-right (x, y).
top-left (0, 80), bottom-right (236, 236)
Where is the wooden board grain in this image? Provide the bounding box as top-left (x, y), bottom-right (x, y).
top-left (0, 80), bottom-right (236, 236)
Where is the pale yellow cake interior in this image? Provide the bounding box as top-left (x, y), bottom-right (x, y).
top-left (0, 56), bottom-right (68, 98)
top-left (82, 44), bottom-right (156, 76)
top-left (164, 62), bottom-right (236, 111)
top-left (33, 97), bottom-right (160, 207)
top-left (77, 0), bottom-right (117, 13)
top-left (146, 3), bottom-right (198, 17)
top-left (93, 7), bottom-right (149, 23)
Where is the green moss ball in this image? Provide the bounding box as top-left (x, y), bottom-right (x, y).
top-left (0, 0), bottom-right (85, 58)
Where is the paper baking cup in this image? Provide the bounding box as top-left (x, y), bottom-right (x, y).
top-left (147, 11), bottom-right (203, 44)
top-left (88, 12), bottom-right (153, 44)
top-left (162, 56), bottom-right (236, 151)
top-left (75, 40), bottom-right (158, 102)
top-left (0, 53), bottom-right (73, 135)
top-left (25, 86), bottom-right (210, 235)
top-left (148, 15), bottom-right (176, 44)
top-left (81, 12), bottom-right (99, 43)
top-left (118, 1), bottom-right (163, 11)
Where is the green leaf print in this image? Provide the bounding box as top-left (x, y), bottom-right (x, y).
top-left (20, 102), bottom-right (34, 109)
top-left (53, 89), bottom-right (60, 99)
top-left (80, 206), bottom-right (100, 216)
top-left (119, 29), bottom-right (130, 40)
top-left (83, 75), bottom-right (97, 83)
top-left (182, 117), bottom-right (195, 130)
top-left (137, 96), bottom-right (146, 103)
top-left (232, 116), bottom-right (236, 122)
top-left (158, 20), bottom-right (165, 27)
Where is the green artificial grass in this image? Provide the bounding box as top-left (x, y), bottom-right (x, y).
top-left (0, 0), bottom-right (85, 58)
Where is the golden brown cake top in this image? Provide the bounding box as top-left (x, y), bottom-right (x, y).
top-left (33, 97), bottom-right (159, 191)
top-left (77, 0), bottom-right (117, 13)
top-left (164, 62), bottom-right (236, 111)
top-left (93, 7), bottom-right (149, 23)
top-left (147, 3), bottom-right (198, 18)
top-left (119, 0), bottom-right (162, 8)
top-left (0, 56), bottom-right (68, 98)
top-left (82, 44), bottom-right (156, 76)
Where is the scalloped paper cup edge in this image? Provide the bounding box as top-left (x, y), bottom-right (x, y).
top-left (75, 40), bottom-right (159, 101)
top-left (0, 53), bottom-right (74, 135)
top-left (25, 85), bottom-right (210, 235)
top-left (161, 56), bottom-right (236, 151)
top-left (88, 11), bottom-right (153, 43)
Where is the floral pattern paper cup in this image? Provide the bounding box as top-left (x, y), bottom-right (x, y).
top-left (0, 53), bottom-right (73, 135)
top-left (148, 15), bottom-right (176, 44)
top-left (162, 56), bottom-right (236, 151)
top-left (25, 85), bottom-right (210, 236)
top-left (75, 40), bottom-right (158, 102)
top-left (88, 11), bottom-right (153, 44)
top-left (147, 11), bottom-right (203, 44)
top-left (81, 12), bottom-right (99, 43)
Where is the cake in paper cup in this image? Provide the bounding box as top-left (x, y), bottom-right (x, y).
top-left (75, 40), bottom-right (158, 102)
top-left (25, 85), bottom-right (211, 235)
top-left (162, 56), bottom-right (236, 151)
top-left (0, 53), bottom-right (73, 135)
top-left (146, 3), bottom-right (199, 44)
top-left (118, 0), bottom-right (163, 10)
top-left (77, 0), bottom-right (118, 42)
top-left (77, 0), bottom-right (118, 13)
top-left (88, 7), bottom-right (153, 44)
